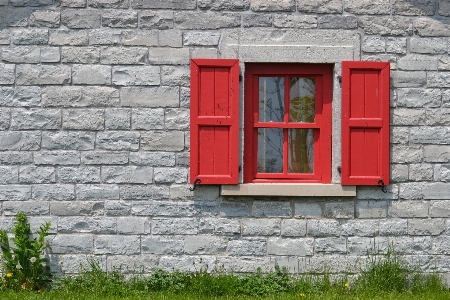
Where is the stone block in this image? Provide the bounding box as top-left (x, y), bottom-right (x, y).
top-left (140, 131), bottom-right (184, 151)
top-left (396, 88), bottom-right (441, 107)
top-left (89, 0), bottom-right (128, 8)
top-left (100, 47), bottom-right (147, 64)
top-left (280, 219), bottom-right (306, 237)
top-left (34, 151), bottom-right (80, 165)
top-left (251, 201), bottom-right (291, 218)
top-left (357, 185), bottom-right (399, 200)
top-left (130, 152), bottom-right (175, 167)
top-left (415, 17), bottom-right (450, 36)
top-left (398, 182), bottom-right (425, 200)
top-left (434, 164), bottom-right (450, 182)
top-left (0, 108), bottom-right (9, 130)
top-left (297, 0), bottom-right (342, 13)
top-left (273, 14), bottom-right (317, 29)
top-left (61, 9), bottom-right (101, 29)
top-left (58, 217), bottom-right (116, 234)
top-left (3, 201), bottom-right (49, 215)
top-left (2, 46), bottom-right (40, 63)
top-left (102, 10), bottom-right (137, 28)
top-left (217, 256), bottom-right (275, 273)
top-left (58, 255), bottom-right (106, 274)
top-left (152, 217), bottom-right (198, 234)
top-left (342, 220), bottom-right (379, 237)
top-left (409, 218), bottom-right (445, 235)
top-left (439, 1), bottom-right (450, 16)
top-left (0, 152), bottom-right (33, 165)
top-left (410, 37), bottom-right (447, 54)
top-left (161, 66), bottom-right (189, 87)
top-left (190, 47), bottom-right (219, 58)
top-left (426, 108), bottom-right (450, 125)
top-left (0, 64), bottom-right (15, 84)
top-left (242, 13), bottom-right (272, 27)
top-left (0, 29), bottom-right (10, 44)
top-left (160, 255), bottom-right (217, 272)
top-left (184, 236), bottom-right (228, 254)
top-left (362, 36), bottom-right (385, 53)
top-left (42, 132), bottom-right (94, 150)
top-left (356, 200), bottom-right (388, 218)
top-left (72, 65), bottom-right (111, 85)
top-left (0, 131), bottom-right (40, 151)
top-left (315, 237), bottom-right (347, 254)
top-left (294, 202), bottom-right (322, 218)
top-left (49, 30), bottom-right (88, 46)
top-left (389, 200), bottom-right (429, 217)
top-left (391, 71), bottom-right (426, 88)
top-left (428, 72), bottom-right (450, 88)
top-left (117, 217), bottom-right (149, 234)
top-left (30, 10), bottom-right (61, 28)
top-left (105, 109), bottom-right (131, 130)
top-left (81, 151), bottom-right (128, 165)
top-left (105, 200), bottom-right (131, 216)
top-left (323, 202), bottom-right (354, 219)
top-left (267, 237), bottom-right (314, 255)
top-left (392, 0), bottom-right (435, 16)
top-left (154, 167), bottom-right (188, 183)
top-left (96, 131), bottom-right (140, 151)
top-left (131, 0), bottom-right (195, 9)
top-left (174, 12), bottom-right (240, 29)
top-left (219, 201), bottom-right (250, 217)
top-left (199, 0), bottom-right (250, 10)
top-left (139, 10), bottom-right (174, 30)
top-left (386, 37), bottom-right (407, 54)
top-left (158, 30), bottom-right (182, 47)
top-left (12, 29), bottom-right (48, 45)
top-left (32, 184), bottom-right (75, 200)
top-left (242, 218), bottom-right (280, 236)
top-left (16, 65), bottom-right (71, 85)
top-left (102, 166), bottom-right (153, 184)
top-left (392, 108), bottom-right (426, 125)
top-left (318, 15), bottom-right (357, 29)
top-left (76, 184), bottom-right (120, 200)
top-left (199, 217), bottom-right (240, 235)
top-left (60, 0), bottom-right (86, 7)
top-left (344, 0), bottom-right (390, 14)
top-left (10, 0), bottom-right (52, 5)
top-left (409, 163), bottom-right (433, 181)
top-left (391, 163), bottom-right (408, 182)
top-left (58, 167), bottom-right (101, 183)
top-left (112, 66), bottom-right (160, 86)
top-left (227, 238), bottom-right (266, 256)
top-left (121, 86), bottom-right (179, 107)
top-left (11, 108), bottom-right (61, 130)
top-left (148, 47), bottom-right (189, 65)
top-left (307, 220), bottom-right (340, 237)
top-left (41, 47), bottom-right (60, 63)
top-left (391, 145), bottom-right (423, 163)
top-left (397, 55), bottom-right (438, 71)
top-left (95, 235), bottom-right (140, 254)
top-left (61, 47), bottom-right (100, 63)
top-left (19, 166), bottom-right (55, 183)
top-left (0, 185), bottom-right (31, 200)
top-left (141, 236), bottom-right (184, 254)
top-left (62, 109), bottom-right (104, 130)
top-left (183, 31), bottom-right (220, 46)
top-left (176, 152), bottom-right (189, 167)
top-left (51, 234), bottom-right (94, 254)
top-left (379, 218), bottom-right (408, 235)
top-left (131, 108), bottom-right (164, 130)
top-left (0, 166), bottom-right (18, 184)
top-left (89, 29), bottom-right (122, 45)
top-left (359, 16), bottom-right (413, 36)
top-left (391, 236), bottom-right (432, 255)
top-left (120, 186), bottom-right (170, 201)
top-left (347, 237), bottom-right (380, 255)
top-left (169, 184), bottom-right (193, 200)
top-left (0, 7), bottom-right (28, 27)
top-left (433, 236), bottom-right (450, 254)
top-left (430, 200), bottom-right (450, 217)
top-left (122, 30), bottom-right (158, 46)
top-left (410, 126), bottom-right (450, 144)
top-left (164, 108), bottom-right (189, 130)
top-left (107, 255), bottom-right (157, 273)
top-left (250, 0), bottom-right (295, 11)
top-left (423, 182), bottom-right (450, 199)
top-left (50, 201), bottom-right (104, 216)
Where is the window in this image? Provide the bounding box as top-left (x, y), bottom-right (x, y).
top-left (243, 63), bottom-right (332, 183)
top-left (189, 59), bottom-right (390, 193)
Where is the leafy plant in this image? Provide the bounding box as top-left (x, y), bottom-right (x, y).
top-left (0, 212), bottom-right (52, 291)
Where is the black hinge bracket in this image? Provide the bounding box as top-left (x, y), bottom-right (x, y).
top-left (189, 178), bottom-right (201, 191)
top-left (378, 179), bottom-right (387, 193)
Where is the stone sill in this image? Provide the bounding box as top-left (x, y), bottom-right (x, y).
top-left (221, 184), bottom-right (356, 197)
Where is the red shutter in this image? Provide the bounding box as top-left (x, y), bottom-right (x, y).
top-left (190, 59), bottom-right (240, 184)
top-left (341, 61), bottom-right (390, 186)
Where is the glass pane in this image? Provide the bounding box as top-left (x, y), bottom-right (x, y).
top-left (288, 129), bottom-right (314, 173)
top-left (289, 78), bottom-right (315, 123)
top-left (259, 77), bottom-right (284, 122)
top-left (258, 128), bottom-right (283, 173)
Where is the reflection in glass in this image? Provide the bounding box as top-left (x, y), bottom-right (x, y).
top-left (288, 129), bottom-right (314, 173)
top-left (289, 78), bottom-right (315, 123)
top-left (259, 77), bottom-right (284, 122)
top-left (258, 128), bottom-right (283, 173)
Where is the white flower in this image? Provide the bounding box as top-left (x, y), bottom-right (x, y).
top-left (16, 263), bottom-right (22, 270)
top-left (41, 262), bottom-right (46, 267)
top-left (30, 257), bottom-right (36, 263)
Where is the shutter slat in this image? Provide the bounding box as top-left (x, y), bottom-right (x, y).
top-left (190, 59), bottom-right (240, 185)
top-left (341, 61), bottom-right (390, 186)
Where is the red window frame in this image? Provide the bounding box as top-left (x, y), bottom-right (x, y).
top-left (243, 63), bottom-right (332, 183)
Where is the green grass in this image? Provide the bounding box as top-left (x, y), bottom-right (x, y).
top-left (1, 249), bottom-right (450, 300)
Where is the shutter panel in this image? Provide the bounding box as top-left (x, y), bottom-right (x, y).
top-left (190, 59), bottom-right (240, 184)
top-left (341, 61), bottom-right (390, 186)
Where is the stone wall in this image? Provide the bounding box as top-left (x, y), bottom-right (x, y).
top-left (1, 0), bottom-right (450, 279)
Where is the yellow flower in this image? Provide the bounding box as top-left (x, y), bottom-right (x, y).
top-left (300, 293), bottom-right (306, 297)
top-left (6, 273), bottom-right (12, 277)
top-left (345, 282), bottom-right (349, 287)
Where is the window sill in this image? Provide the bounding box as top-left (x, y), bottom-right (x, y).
top-left (220, 184), bottom-right (356, 197)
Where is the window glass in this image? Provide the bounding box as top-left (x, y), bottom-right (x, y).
top-left (259, 77), bottom-right (284, 122)
top-left (257, 128), bottom-right (283, 173)
top-left (289, 78), bottom-right (315, 123)
top-left (288, 129), bottom-right (314, 173)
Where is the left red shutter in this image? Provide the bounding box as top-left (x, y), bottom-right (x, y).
top-left (190, 59), bottom-right (240, 184)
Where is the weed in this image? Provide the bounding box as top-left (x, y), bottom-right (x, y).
top-left (0, 212), bottom-right (51, 291)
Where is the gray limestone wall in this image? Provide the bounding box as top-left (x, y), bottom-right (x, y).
top-left (1, 0), bottom-right (450, 279)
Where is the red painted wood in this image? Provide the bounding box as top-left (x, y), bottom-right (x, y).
top-left (244, 63), bottom-right (332, 183)
top-left (341, 61), bottom-right (390, 186)
top-left (190, 59), bottom-right (240, 184)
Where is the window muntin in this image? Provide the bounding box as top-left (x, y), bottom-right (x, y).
top-left (244, 64), bottom-right (332, 183)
